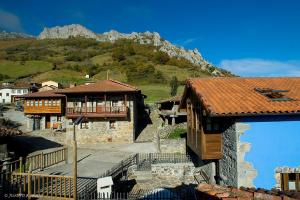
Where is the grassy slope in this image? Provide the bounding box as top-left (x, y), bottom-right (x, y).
top-left (0, 38), bottom-right (214, 102)
top-left (0, 60), bottom-right (52, 78)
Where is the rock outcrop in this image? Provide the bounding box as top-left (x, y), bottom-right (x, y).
top-left (38, 24), bottom-right (98, 39)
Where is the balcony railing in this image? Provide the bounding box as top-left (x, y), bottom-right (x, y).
top-left (66, 106), bottom-right (128, 117)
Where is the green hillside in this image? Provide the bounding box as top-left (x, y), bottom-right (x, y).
top-left (0, 37), bottom-right (231, 102)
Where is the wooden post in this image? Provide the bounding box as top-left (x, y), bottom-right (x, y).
top-left (28, 170), bottom-right (32, 200)
top-left (40, 152), bottom-right (44, 171)
top-left (85, 95), bottom-right (87, 114)
top-left (19, 157), bottom-right (23, 173)
top-left (104, 94), bottom-right (107, 112)
top-left (64, 146), bottom-right (68, 164)
top-left (73, 124), bottom-right (77, 200)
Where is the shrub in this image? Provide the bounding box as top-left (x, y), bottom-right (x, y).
top-left (170, 76), bottom-right (179, 96)
top-left (153, 51), bottom-right (170, 64)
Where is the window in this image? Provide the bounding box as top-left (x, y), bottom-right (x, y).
top-left (57, 116), bottom-right (62, 122)
top-left (26, 101), bottom-right (30, 106)
top-left (12, 90), bottom-right (16, 94)
top-left (255, 88), bottom-right (293, 101)
top-left (80, 121), bottom-right (89, 129)
top-left (23, 89), bottom-right (28, 93)
top-left (39, 100), bottom-right (43, 106)
top-left (45, 100), bottom-right (49, 106)
top-left (205, 117), bottom-right (221, 132)
top-left (2, 99), bottom-right (5, 103)
top-left (35, 100), bottom-right (38, 107)
top-left (17, 89), bottom-right (21, 94)
top-left (0, 93), bottom-right (2, 96)
top-left (30, 100), bottom-right (34, 106)
top-left (6, 93), bottom-right (9, 97)
top-left (112, 100), bottom-right (118, 107)
top-left (281, 173), bottom-right (300, 191)
top-left (109, 120), bottom-right (116, 129)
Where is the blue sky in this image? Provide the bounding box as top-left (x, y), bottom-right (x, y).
top-left (241, 121), bottom-right (300, 189)
top-left (0, 0), bottom-right (300, 76)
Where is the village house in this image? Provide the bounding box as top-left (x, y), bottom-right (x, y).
top-left (22, 80), bottom-right (144, 143)
top-left (0, 82), bottom-right (37, 104)
top-left (39, 80), bottom-right (61, 92)
top-left (22, 91), bottom-right (66, 131)
top-left (180, 77), bottom-right (300, 190)
top-left (156, 95), bottom-right (186, 126)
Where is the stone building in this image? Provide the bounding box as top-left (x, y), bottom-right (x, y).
top-left (22, 80), bottom-right (144, 144)
top-left (180, 77), bottom-right (300, 189)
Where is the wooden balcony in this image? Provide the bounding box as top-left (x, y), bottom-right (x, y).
top-left (66, 106), bottom-right (128, 118)
top-left (24, 105), bottom-right (61, 114)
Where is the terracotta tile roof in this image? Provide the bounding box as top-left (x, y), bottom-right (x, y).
top-left (21, 90), bottom-right (65, 98)
top-left (196, 183), bottom-right (300, 200)
top-left (182, 77), bottom-right (300, 117)
top-left (156, 95), bottom-right (182, 104)
top-left (57, 79), bottom-right (140, 93)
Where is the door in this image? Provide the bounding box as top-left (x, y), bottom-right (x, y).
top-left (33, 117), bottom-right (40, 130)
top-left (45, 115), bottom-right (51, 129)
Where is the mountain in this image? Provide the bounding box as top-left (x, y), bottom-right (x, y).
top-left (0, 29), bottom-right (34, 39)
top-left (38, 24), bottom-right (229, 76)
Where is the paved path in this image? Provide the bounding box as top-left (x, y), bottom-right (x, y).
top-left (38, 142), bottom-right (157, 178)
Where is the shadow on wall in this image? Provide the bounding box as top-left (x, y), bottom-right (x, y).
top-left (134, 104), bottom-right (153, 140)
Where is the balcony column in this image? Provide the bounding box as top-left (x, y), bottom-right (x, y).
top-left (104, 94), bottom-right (107, 112)
top-left (85, 95), bottom-right (87, 114)
top-left (124, 94), bottom-right (127, 108)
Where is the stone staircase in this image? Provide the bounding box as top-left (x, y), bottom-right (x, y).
top-left (135, 109), bottom-right (162, 142)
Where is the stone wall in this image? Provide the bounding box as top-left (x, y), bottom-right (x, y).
top-left (220, 123), bottom-right (238, 187)
top-left (159, 138), bottom-right (186, 154)
top-left (65, 100), bottom-right (136, 144)
top-left (127, 162), bottom-right (197, 189)
top-left (219, 122), bottom-right (257, 188)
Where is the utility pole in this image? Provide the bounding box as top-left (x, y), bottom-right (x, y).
top-left (73, 115), bottom-right (84, 200)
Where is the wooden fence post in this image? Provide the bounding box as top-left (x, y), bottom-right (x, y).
top-left (19, 157), bottom-right (23, 173)
top-left (28, 170), bottom-right (31, 200)
top-left (40, 152), bottom-right (44, 171)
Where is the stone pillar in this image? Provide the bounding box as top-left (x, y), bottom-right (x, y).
top-left (164, 118), bottom-right (168, 126)
top-left (236, 123), bottom-right (257, 188)
top-left (171, 117), bottom-right (175, 126)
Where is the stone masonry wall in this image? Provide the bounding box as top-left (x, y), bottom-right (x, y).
top-left (159, 138), bottom-right (186, 154)
top-left (65, 100), bottom-right (135, 144)
top-left (220, 123), bottom-right (238, 187)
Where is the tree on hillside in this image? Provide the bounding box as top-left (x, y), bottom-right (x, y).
top-left (170, 76), bottom-right (179, 96)
top-left (154, 51), bottom-right (170, 64)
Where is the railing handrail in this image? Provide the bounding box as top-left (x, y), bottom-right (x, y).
top-left (12, 171), bottom-right (73, 179)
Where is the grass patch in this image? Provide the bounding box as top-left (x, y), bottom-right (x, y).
top-left (0, 60), bottom-right (52, 78)
top-left (138, 84), bottom-right (184, 103)
top-left (32, 69), bottom-right (86, 86)
top-left (168, 128), bottom-right (187, 139)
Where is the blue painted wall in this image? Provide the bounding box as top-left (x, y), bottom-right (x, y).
top-left (240, 121), bottom-right (300, 189)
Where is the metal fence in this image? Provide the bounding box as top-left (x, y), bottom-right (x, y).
top-left (78, 188), bottom-right (197, 200)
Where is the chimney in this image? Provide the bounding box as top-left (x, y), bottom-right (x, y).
top-left (70, 83), bottom-right (76, 88)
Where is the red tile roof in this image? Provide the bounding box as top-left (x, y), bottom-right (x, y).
top-left (21, 90), bottom-right (65, 98)
top-left (182, 77), bottom-right (300, 117)
top-left (57, 80), bottom-right (140, 93)
top-left (196, 183), bottom-right (300, 200)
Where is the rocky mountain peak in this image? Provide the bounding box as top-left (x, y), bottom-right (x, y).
top-left (38, 24), bottom-right (98, 39)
